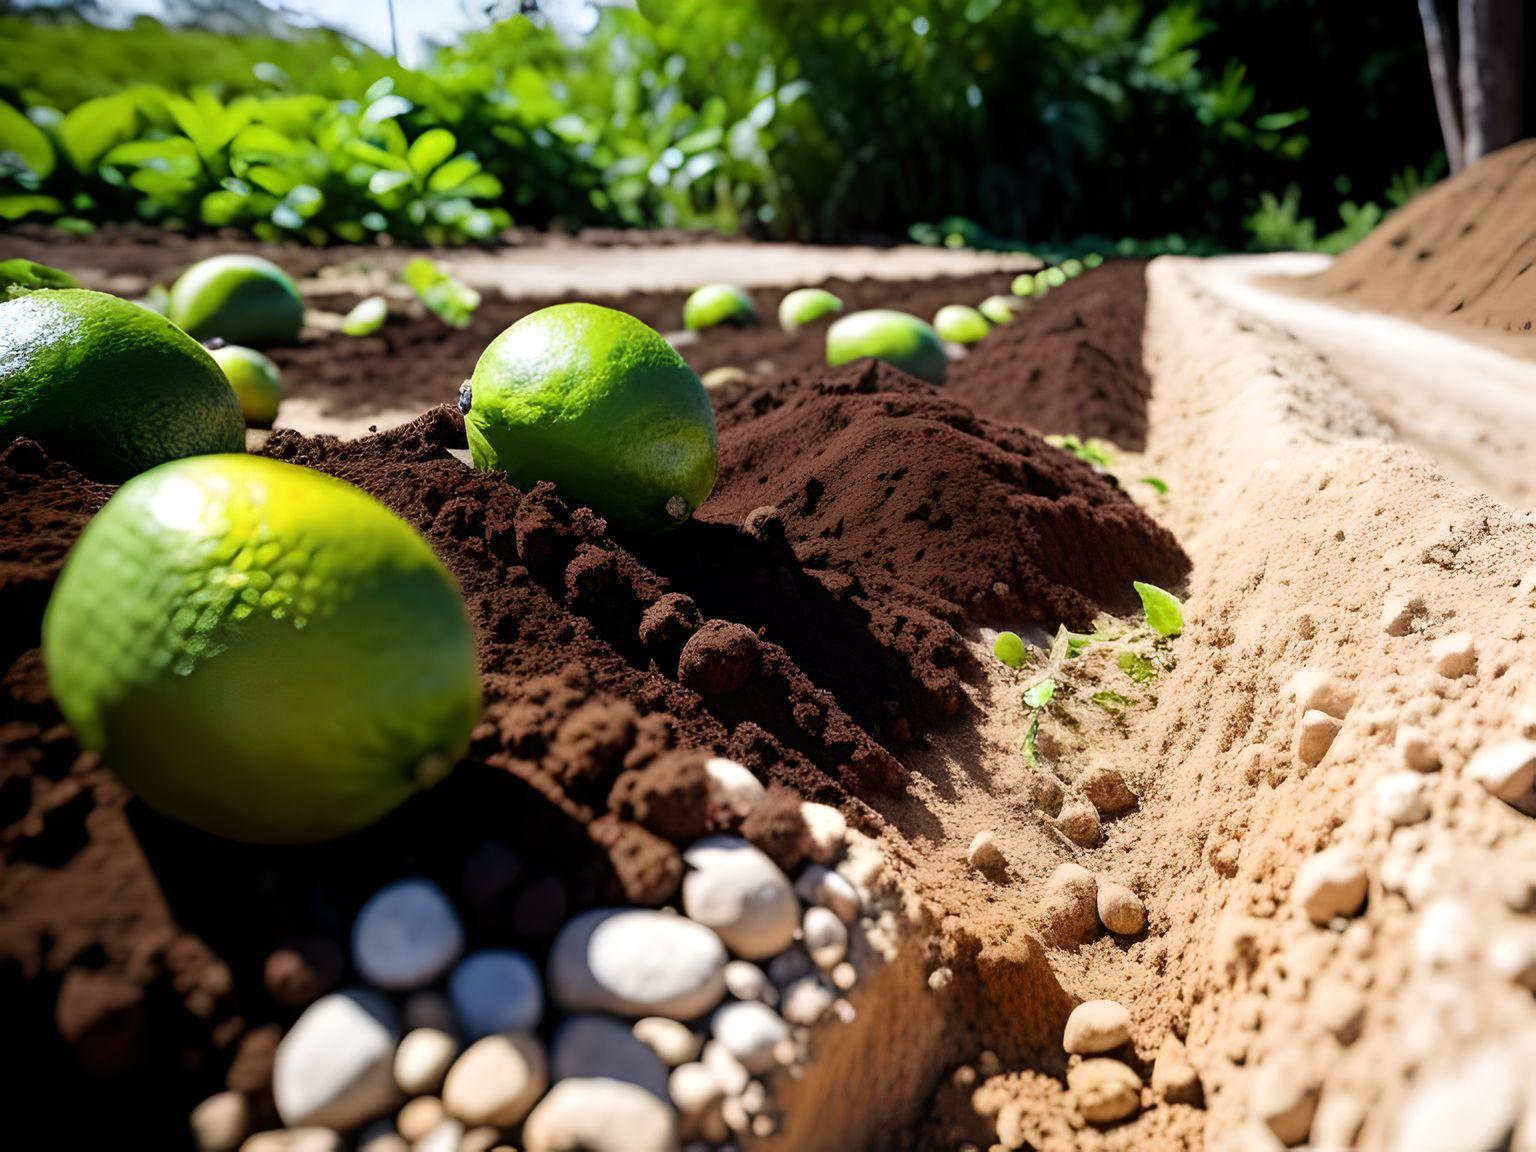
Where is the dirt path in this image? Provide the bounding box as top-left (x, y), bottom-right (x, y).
top-left (1186, 253), bottom-right (1536, 510)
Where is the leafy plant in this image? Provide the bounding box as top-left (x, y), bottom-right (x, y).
top-left (343, 296), bottom-right (389, 336)
top-left (404, 258), bottom-right (480, 328)
top-left (1133, 580), bottom-right (1184, 637)
top-left (1118, 650), bottom-right (1158, 683)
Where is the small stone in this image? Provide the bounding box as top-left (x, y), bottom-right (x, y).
top-left (414, 1121), bottom-right (463, 1152)
top-left (802, 906), bottom-right (848, 968)
top-left (1068, 1058), bottom-right (1142, 1125)
top-left (1466, 739), bottom-right (1536, 801)
top-left (273, 989), bottom-right (401, 1131)
top-left (702, 1039), bottom-right (751, 1095)
top-left (459, 1129), bottom-right (500, 1152)
top-left (1392, 1049), bottom-right (1520, 1152)
top-left (239, 1131), bottom-right (343, 1152)
top-left (1429, 632), bottom-right (1477, 678)
top-left (704, 757), bottom-right (766, 820)
top-left (1293, 847), bottom-right (1368, 924)
top-left (1294, 710), bottom-right (1343, 767)
top-left (1286, 668), bottom-right (1353, 719)
top-left (1054, 798), bottom-right (1102, 846)
top-left (1063, 999), bottom-right (1132, 1055)
top-left (394, 1028), bottom-right (459, 1096)
top-left (966, 830), bottom-right (1006, 873)
top-left (1096, 881), bottom-right (1147, 936)
top-left (711, 1000), bottom-right (790, 1074)
top-left (1413, 898), bottom-right (1480, 968)
top-left (723, 960), bottom-right (772, 1003)
top-left (1311, 978), bottom-right (1365, 1043)
top-left (927, 966), bottom-right (953, 992)
top-left (682, 836), bottom-right (799, 960)
top-left (799, 802), bottom-right (847, 863)
top-left (442, 1032), bottom-right (548, 1129)
top-left (1487, 927), bottom-right (1536, 990)
top-left (1077, 764), bottom-right (1138, 817)
top-left (1036, 861), bottom-right (1100, 946)
top-left (553, 1014), bottom-right (671, 1099)
top-left (448, 950), bottom-right (543, 1039)
top-left (352, 878), bottom-right (464, 992)
top-left (397, 1096), bottom-right (446, 1142)
top-left (668, 1061), bottom-right (724, 1118)
top-left (263, 938), bottom-right (346, 1008)
top-left (1150, 1035), bottom-right (1200, 1104)
top-left (522, 1079), bottom-right (680, 1152)
top-left (1249, 1051), bottom-right (1320, 1146)
top-left (678, 621), bottom-right (760, 696)
top-left (780, 975), bottom-right (834, 1025)
top-left (549, 909), bottom-right (727, 1020)
top-left (1381, 588), bottom-right (1427, 636)
top-left (1374, 771), bottom-right (1431, 826)
top-left (831, 961), bottom-right (857, 992)
top-left (190, 1091), bottom-right (249, 1152)
top-left (1396, 725), bottom-right (1440, 773)
top-left (793, 864), bottom-right (860, 924)
top-left (633, 1017), bottom-right (703, 1067)
top-left (356, 1123), bottom-right (408, 1152)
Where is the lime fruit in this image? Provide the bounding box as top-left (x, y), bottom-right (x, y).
top-left (683, 284), bottom-right (756, 330)
top-left (1011, 273), bottom-right (1037, 298)
top-left (778, 287), bottom-right (842, 332)
top-left (933, 304), bottom-right (991, 345)
top-left (826, 310), bottom-right (948, 386)
top-left (979, 295), bottom-right (1023, 325)
top-left (168, 254), bottom-right (303, 346)
top-left (209, 344), bottom-right (282, 428)
top-left (0, 288), bottom-right (244, 480)
top-left (0, 258), bottom-right (77, 296)
top-left (465, 303), bottom-right (717, 532)
top-left (43, 454), bottom-right (482, 843)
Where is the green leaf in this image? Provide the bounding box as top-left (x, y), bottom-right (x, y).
top-left (0, 193), bottom-right (64, 220)
top-left (0, 102), bottom-right (55, 179)
top-left (0, 258), bottom-right (77, 296)
top-left (426, 155), bottom-right (482, 193)
top-left (1134, 581), bottom-right (1184, 637)
top-left (1117, 651), bottom-right (1158, 684)
top-left (342, 295), bottom-right (389, 336)
top-left (349, 139), bottom-right (412, 173)
top-left (1091, 690), bottom-right (1133, 712)
top-left (368, 169), bottom-right (412, 196)
top-left (993, 630), bottom-right (1028, 670)
top-left (1045, 433), bottom-right (1115, 469)
top-left (1023, 677), bottom-right (1057, 709)
top-left (60, 94), bottom-right (139, 172)
top-left (407, 128), bottom-right (457, 176)
top-left (404, 257), bottom-right (480, 328)
top-left (1140, 476), bottom-right (1169, 494)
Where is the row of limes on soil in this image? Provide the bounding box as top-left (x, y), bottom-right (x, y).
top-left (0, 249), bottom-right (1078, 847)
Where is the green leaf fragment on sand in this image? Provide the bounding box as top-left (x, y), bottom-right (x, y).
top-left (993, 630), bottom-right (1028, 669)
top-left (1022, 711), bottom-right (1040, 765)
top-left (1118, 651), bottom-right (1157, 684)
top-left (343, 295), bottom-right (389, 336)
top-left (1023, 677), bottom-right (1057, 709)
top-left (1141, 476), bottom-right (1169, 494)
top-left (1134, 580), bottom-right (1184, 637)
top-left (1091, 689), bottom-right (1133, 712)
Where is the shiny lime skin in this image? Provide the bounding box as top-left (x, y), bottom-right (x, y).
top-left (933, 304), bottom-right (992, 345)
top-left (466, 303), bottom-right (718, 533)
top-left (168, 254), bottom-right (303, 346)
top-left (210, 345), bottom-right (282, 428)
top-left (778, 287), bottom-right (843, 332)
top-left (43, 455), bottom-right (482, 843)
top-left (683, 283), bottom-right (756, 330)
top-left (0, 288), bottom-right (244, 481)
top-left (826, 309), bottom-right (948, 386)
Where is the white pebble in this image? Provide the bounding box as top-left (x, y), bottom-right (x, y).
top-left (711, 1000), bottom-right (790, 1074)
top-left (351, 878), bottom-right (464, 993)
top-left (239, 1131), bottom-right (343, 1152)
top-left (1392, 1049), bottom-right (1520, 1152)
top-left (723, 960), bottom-right (772, 1004)
top-left (1068, 1059), bottom-right (1141, 1125)
top-left (702, 1039), bottom-right (750, 1095)
top-left (273, 988), bottom-right (401, 1131)
top-left (831, 961), bottom-right (857, 991)
top-left (1396, 725), bottom-right (1440, 773)
top-left (1293, 848), bottom-right (1368, 924)
top-left (1374, 772), bottom-right (1431, 826)
top-left (553, 1014), bottom-right (670, 1099)
top-left (1413, 899), bottom-right (1481, 968)
top-left (549, 909), bottom-right (727, 1020)
top-left (1381, 587), bottom-right (1427, 636)
top-left (633, 1017), bottom-right (703, 1067)
top-left (394, 1028), bottom-right (459, 1096)
top-left (1096, 880), bottom-right (1147, 936)
top-left (802, 906), bottom-right (848, 968)
top-left (398, 1096), bottom-right (445, 1141)
top-left (966, 830), bottom-right (1005, 872)
top-left (793, 864), bottom-right (860, 924)
top-left (1294, 710), bottom-right (1343, 766)
top-left (1429, 632), bottom-right (1477, 678)
top-left (355, 1123), bottom-right (408, 1152)
top-left (413, 1121), bottom-right (463, 1152)
top-left (682, 836), bottom-right (799, 959)
top-left (1487, 926), bottom-right (1536, 990)
top-left (190, 1091), bottom-right (249, 1152)
top-left (1248, 1051), bottom-right (1319, 1146)
top-left (448, 950), bottom-right (543, 1039)
top-left (1286, 668), bottom-right (1353, 718)
top-left (780, 975), bottom-right (834, 1026)
top-left (799, 802), bottom-right (847, 863)
top-left (705, 757), bottom-right (765, 818)
top-left (522, 1078), bottom-right (680, 1152)
top-left (441, 1032), bottom-right (547, 1129)
top-left (1466, 739), bottom-right (1536, 801)
top-left (668, 1061), bottom-right (724, 1118)
top-left (1062, 999), bottom-right (1132, 1055)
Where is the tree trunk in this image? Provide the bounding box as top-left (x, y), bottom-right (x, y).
top-left (1419, 0), bottom-right (1465, 170)
top-left (1458, 0), bottom-right (1526, 164)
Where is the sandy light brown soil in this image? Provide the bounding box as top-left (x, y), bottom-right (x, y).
top-left (1293, 139), bottom-right (1536, 353)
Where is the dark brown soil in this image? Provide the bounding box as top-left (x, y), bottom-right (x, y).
top-left (0, 254), bottom-right (1179, 1144)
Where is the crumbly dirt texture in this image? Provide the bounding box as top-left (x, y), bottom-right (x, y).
top-left (1295, 138), bottom-right (1536, 351)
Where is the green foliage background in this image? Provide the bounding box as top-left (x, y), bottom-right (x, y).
top-left (0, 2), bottom-right (1441, 249)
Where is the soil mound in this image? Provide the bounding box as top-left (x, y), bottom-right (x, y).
top-left (946, 260), bottom-right (1153, 448)
top-left (1297, 139), bottom-right (1536, 342)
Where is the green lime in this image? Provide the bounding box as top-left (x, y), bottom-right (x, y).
top-left (465, 303), bottom-right (717, 532)
top-left (210, 345), bottom-right (282, 428)
top-left (0, 258), bottom-right (78, 296)
top-left (933, 304), bottom-right (991, 345)
top-left (43, 454), bottom-right (481, 843)
top-left (683, 284), bottom-right (756, 330)
top-left (979, 295), bottom-right (1023, 325)
top-left (1011, 273), bottom-right (1036, 297)
top-left (778, 287), bottom-right (842, 332)
top-left (826, 310), bottom-right (948, 385)
top-left (168, 254), bottom-right (303, 346)
top-left (0, 288), bottom-right (244, 481)
top-left (1062, 258), bottom-right (1085, 278)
